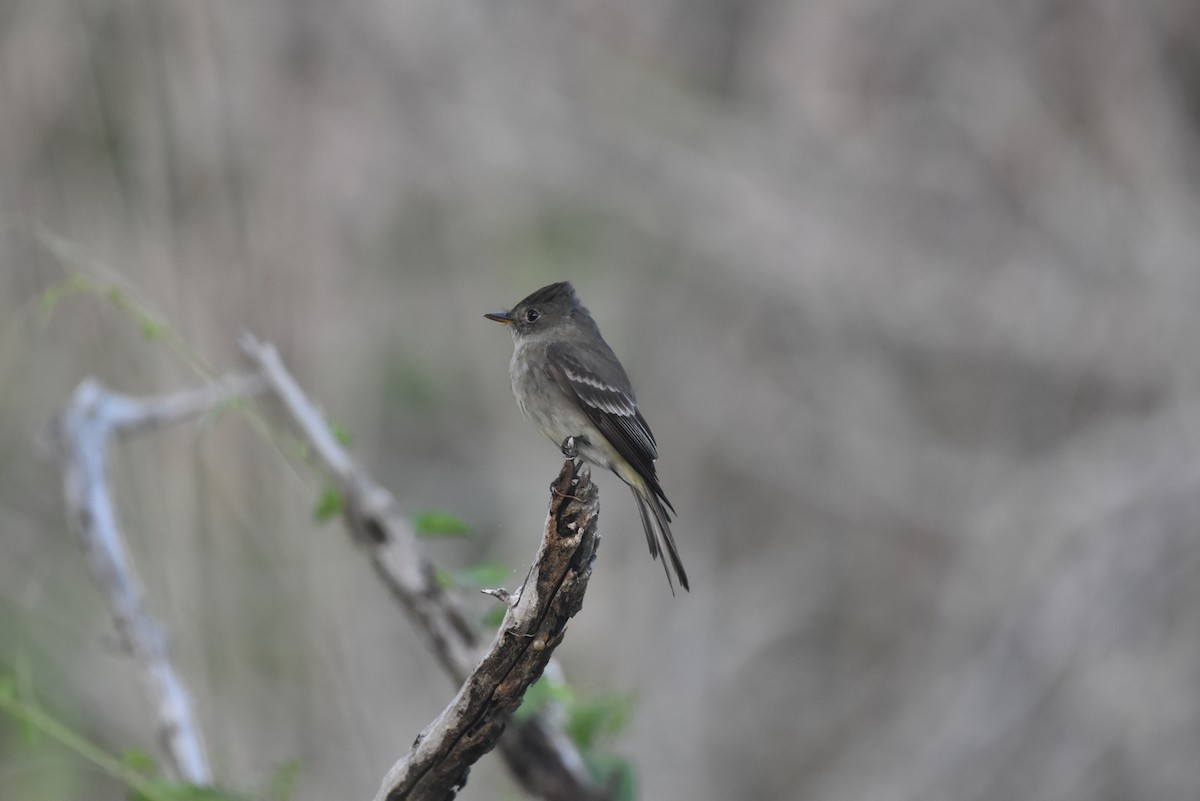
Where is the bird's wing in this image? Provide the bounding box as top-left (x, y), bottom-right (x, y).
top-left (546, 342), bottom-right (674, 515)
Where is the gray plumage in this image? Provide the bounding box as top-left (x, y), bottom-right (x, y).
top-left (485, 282), bottom-right (689, 593)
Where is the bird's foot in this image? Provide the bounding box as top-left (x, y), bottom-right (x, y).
top-left (560, 435), bottom-right (582, 459)
top-left (551, 457), bottom-right (584, 502)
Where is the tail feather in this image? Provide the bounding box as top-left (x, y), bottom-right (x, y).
top-left (632, 487), bottom-right (689, 594)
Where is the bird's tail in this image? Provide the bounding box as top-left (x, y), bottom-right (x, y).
top-left (633, 486), bottom-right (689, 594)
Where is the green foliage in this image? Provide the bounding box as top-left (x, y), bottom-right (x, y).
top-left (0, 672), bottom-right (36, 747)
top-left (451, 562), bottom-right (511, 588)
top-left (329, 422), bottom-right (353, 447)
top-left (435, 556), bottom-right (516, 619)
top-left (565, 692), bottom-right (633, 752)
top-left (513, 675), bottom-right (573, 721)
top-left (481, 605), bottom-right (507, 628)
top-left (0, 671), bottom-right (282, 801)
top-left (38, 265), bottom-right (211, 376)
top-left (39, 273), bottom-right (95, 320)
top-left (312, 483), bottom-right (344, 523)
top-left (413, 509), bottom-right (470, 538)
top-left (514, 676), bottom-right (632, 744)
top-left (587, 754), bottom-right (636, 801)
top-left (0, 671), bottom-right (184, 800)
top-left (122, 748), bottom-right (158, 775)
top-left (514, 675), bottom-right (636, 795)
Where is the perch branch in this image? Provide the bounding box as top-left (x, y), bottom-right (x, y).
top-left (239, 334), bottom-right (611, 801)
top-left (53, 373), bottom-right (266, 784)
top-left (374, 460), bottom-right (600, 801)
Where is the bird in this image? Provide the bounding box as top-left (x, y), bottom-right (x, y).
top-left (485, 281), bottom-right (688, 593)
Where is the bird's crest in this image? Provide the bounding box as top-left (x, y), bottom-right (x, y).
top-left (518, 281), bottom-right (579, 310)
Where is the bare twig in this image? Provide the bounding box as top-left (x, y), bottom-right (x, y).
top-left (240, 334), bottom-right (611, 801)
top-left (54, 373), bottom-right (266, 784)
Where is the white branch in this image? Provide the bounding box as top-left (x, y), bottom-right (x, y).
top-left (54, 373), bottom-right (265, 784)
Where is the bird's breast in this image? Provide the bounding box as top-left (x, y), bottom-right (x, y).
top-left (509, 344), bottom-right (597, 447)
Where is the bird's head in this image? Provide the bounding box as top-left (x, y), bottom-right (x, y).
top-left (484, 281), bottom-right (582, 339)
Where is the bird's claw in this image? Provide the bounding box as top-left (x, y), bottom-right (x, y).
top-left (560, 435), bottom-right (580, 459)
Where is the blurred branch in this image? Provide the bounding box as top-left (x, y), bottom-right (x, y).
top-left (239, 334), bottom-right (482, 676)
top-left (52, 373), bottom-right (266, 785)
top-left (240, 334), bottom-right (612, 801)
top-left (48, 328), bottom-right (611, 800)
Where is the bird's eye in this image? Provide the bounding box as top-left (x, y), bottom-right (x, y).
top-left (525, 308), bottom-right (540, 323)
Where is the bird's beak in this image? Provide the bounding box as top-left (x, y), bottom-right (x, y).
top-left (484, 311), bottom-right (515, 325)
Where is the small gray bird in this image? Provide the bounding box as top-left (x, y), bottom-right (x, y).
top-left (485, 282), bottom-right (688, 593)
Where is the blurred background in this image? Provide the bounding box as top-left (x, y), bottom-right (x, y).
top-left (3, 0), bottom-right (1200, 799)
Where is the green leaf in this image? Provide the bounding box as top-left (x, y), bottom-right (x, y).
top-left (513, 675), bottom-right (574, 722)
top-left (586, 754), bottom-right (636, 801)
top-left (312, 484), bottom-right (343, 523)
top-left (413, 510), bottom-right (470, 538)
top-left (122, 748), bottom-right (157, 775)
top-left (567, 693), bottom-right (633, 750)
top-left (0, 677), bottom-right (177, 799)
top-left (330, 423), bottom-right (352, 447)
top-left (481, 606), bottom-right (507, 628)
top-left (0, 673), bottom-right (38, 747)
top-left (39, 274), bottom-right (94, 320)
top-left (452, 563), bottom-right (511, 588)
top-left (139, 316), bottom-right (168, 341)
